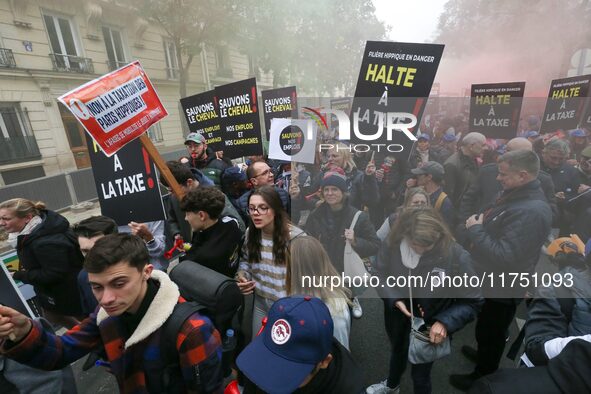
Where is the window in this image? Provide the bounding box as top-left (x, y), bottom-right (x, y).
top-left (103, 26), bottom-right (127, 71)
top-left (215, 46), bottom-right (232, 78)
top-left (147, 122), bottom-right (163, 143)
top-left (0, 103), bottom-right (41, 164)
top-left (43, 12), bottom-right (92, 73)
top-left (163, 40), bottom-right (179, 79)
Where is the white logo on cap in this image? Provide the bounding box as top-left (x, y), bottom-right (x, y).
top-left (271, 319), bottom-right (291, 345)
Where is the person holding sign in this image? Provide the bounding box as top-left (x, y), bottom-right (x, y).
top-left (0, 234), bottom-right (223, 393)
top-left (0, 198), bottom-right (84, 329)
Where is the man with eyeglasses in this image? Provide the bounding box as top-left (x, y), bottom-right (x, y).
top-left (237, 161), bottom-right (291, 222)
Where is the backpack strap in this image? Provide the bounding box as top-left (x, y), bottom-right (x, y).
top-left (434, 191), bottom-right (448, 212)
top-left (159, 301), bottom-right (208, 392)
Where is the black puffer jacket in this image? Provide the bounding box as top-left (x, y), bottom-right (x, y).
top-left (466, 180), bottom-right (552, 301)
top-left (305, 203), bottom-right (380, 273)
top-left (375, 240), bottom-right (484, 334)
top-left (12, 210), bottom-right (83, 315)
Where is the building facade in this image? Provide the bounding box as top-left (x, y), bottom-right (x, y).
top-left (0, 0), bottom-right (272, 185)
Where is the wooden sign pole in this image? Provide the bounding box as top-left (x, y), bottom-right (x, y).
top-left (139, 134), bottom-right (185, 200)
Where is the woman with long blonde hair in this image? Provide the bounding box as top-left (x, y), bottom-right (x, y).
top-left (287, 236), bottom-right (352, 349)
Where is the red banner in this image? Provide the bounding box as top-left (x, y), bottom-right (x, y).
top-left (58, 61), bottom-right (167, 156)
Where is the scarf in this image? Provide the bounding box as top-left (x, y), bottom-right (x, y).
top-left (7, 215), bottom-right (42, 248)
top-left (400, 237), bottom-right (421, 269)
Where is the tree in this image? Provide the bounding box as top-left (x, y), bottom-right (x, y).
top-left (238, 0), bottom-right (387, 95)
top-left (131, 0), bottom-right (241, 98)
top-left (435, 0), bottom-right (591, 82)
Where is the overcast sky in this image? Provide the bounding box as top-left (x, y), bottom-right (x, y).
top-left (373, 0), bottom-right (448, 43)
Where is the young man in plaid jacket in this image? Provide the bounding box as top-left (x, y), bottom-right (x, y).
top-left (0, 233), bottom-right (223, 393)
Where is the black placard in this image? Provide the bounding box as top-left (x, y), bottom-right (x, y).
top-left (540, 75), bottom-right (591, 133)
top-left (87, 136), bottom-right (165, 225)
top-left (0, 262), bottom-right (35, 318)
top-left (215, 78), bottom-right (263, 158)
top-left (262, 86), bottom-right (298, 141)
top-left (469, 82), bottom-right (525, 139)
top-left (351, 41), bottom-right (444, 159)
top-left (180, 90), bottom-right (222, 151)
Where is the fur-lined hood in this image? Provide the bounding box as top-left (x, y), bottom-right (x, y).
top-left (96, 270), bottom-right (180, 349)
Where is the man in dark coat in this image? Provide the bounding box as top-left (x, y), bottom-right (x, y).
top-left (450, 150), bottom-right (552, 391)
top-left (540, 139), bottom-right (580, 235)
top-left (444, 132), bottom-right (486, 207)
top-left (459, 138), bottom-right (558, 226)
top-left (184, 132), bottom-right (231, 186)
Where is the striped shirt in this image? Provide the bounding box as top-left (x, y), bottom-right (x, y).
top-left (238, 226), bottom-right (304, 301)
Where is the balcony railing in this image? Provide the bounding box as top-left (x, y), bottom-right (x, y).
top-left (107, 59), bottom-right (128, 71)
top-left (0, 135), bottom-right (41, 165)
top-left (49, 53), bottom-right (94, 73)
top-left (0, 48), bottom-right (16, 68)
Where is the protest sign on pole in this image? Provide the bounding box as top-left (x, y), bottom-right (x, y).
top-left (180, 90), bottom-right (223, 151)
top-left (329, 98), bottom-right (353, 138)
top-left (0, 261), bottom-right (36, 319)
top-left (261, 86), bottom-right (298, 140)
top-left (539, 74), bottom-right (591, 133)
top-left (469, 82), bottom-right (526, 139)
top-left (86, 136), bottom-right (165, 225)
top-left (57, 61), bottom-right (184, 199)
top-left (352, 41), bottom-right (444, 160)
top-left (268, 118), bottom-right (317, 164)
top-left (215, 78), bottom-right (263, 159)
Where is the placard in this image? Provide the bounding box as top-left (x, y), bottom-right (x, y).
top-left (469, 82), bottom-right (525, 139)
top-left (540, 75), bottom-right (591, 133)
top-left (262, 86), bottom-right (298, 140)
top-left (87, 136), bottom-right (165, 225)
top-left (215, 78), bottom-right (263, 158)
top-left (180, 90), bottom-right (223, 151)
top-left (58, 61), bottom-right (167, 156)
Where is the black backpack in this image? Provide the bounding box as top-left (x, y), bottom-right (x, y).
top-left (155, 261), bottom-right (243, 392)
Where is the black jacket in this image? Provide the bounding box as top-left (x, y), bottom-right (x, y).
top-left (182, 217), bottom-right (243, 278)
top-left (443, 150), bottom-right (480, 207)
top-left (305, 203), bottom-right (380, 273)
top-left (166, 188), bottom-right (245, 242)
top-left (375, 240), bottom-right (484, 334)
top-left (189, 147), bottom-right (232, 186)
top-left (13, 210), bottom-right (83, 315)
top-left (459, 163), bottom-right (558, 223)
top-left (524, 258), bottom-right (591, 366)
top-left (540, 162), bottom-right (579, 198)
top-left (312, 167), bottom-right (380, 212)
top-left (466, 180), bottom-right (552, 300)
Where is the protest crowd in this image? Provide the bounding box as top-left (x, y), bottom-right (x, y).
top-left (1, 38), bottom-right (591, 394)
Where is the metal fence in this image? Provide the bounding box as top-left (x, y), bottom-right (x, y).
top-left (0, 148), bottom-right (186, 211)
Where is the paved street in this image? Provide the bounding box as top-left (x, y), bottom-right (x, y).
top-left (68, 291), bottom-right (523, 393)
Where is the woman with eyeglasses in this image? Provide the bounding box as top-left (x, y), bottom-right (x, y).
top-left (235, 185), bottom-right (305, 338)
top-left (0, 198), bottom-right (85, 329)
